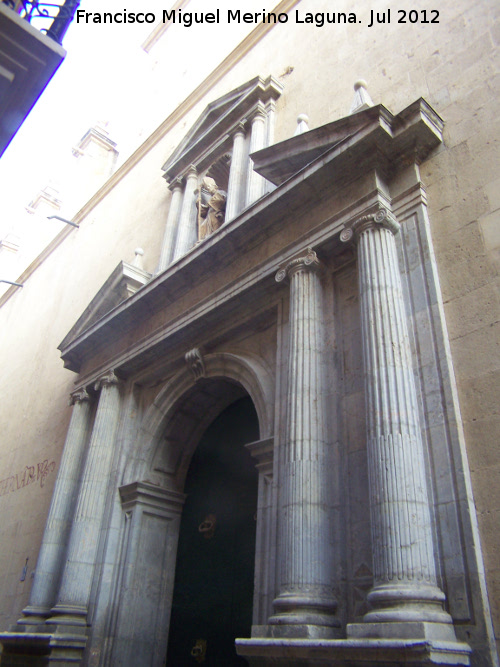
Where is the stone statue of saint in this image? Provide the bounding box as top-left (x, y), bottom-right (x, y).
top-left (197, 176), bottom-right (227, 240)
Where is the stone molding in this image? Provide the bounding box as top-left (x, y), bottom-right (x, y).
top-left (245, 436), bottom-right (274, 478)
top-left (119, 480), bottom-right (185, 515)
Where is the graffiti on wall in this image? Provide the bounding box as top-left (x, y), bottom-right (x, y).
top-left (0, 459), bottom-right (57, 497)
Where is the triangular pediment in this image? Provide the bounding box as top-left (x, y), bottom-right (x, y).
top-left (162, 75), bottom-right (283, 182)
top-left (251, 99), bottom-right (444, 186)
top-left (59, 260), bottom-right (151, 353)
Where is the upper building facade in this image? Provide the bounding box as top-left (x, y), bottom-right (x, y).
top-left (0, 1), bottom-right (498, 665)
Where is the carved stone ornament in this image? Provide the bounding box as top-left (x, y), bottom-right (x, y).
top-left (275, 247), bottom-right (320, 283)
top-left (69, 388), bottom-right (90, 406)
top-left (185, 348), bottom-right (206, 381)
top-left (341, 206), bottom-right (400, 243)
top-left (94, 370), bottom-right (120, 392)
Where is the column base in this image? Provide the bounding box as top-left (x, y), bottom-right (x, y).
top-left (48, 603), bottom-right (87, 627)
top-left (268, 592), bottom-right (340, 637)
top-left (17, 604), bottom-right (52, 627)
top-left (253, 624), bottom-right (342, 640)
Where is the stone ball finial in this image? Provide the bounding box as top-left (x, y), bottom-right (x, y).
top-left (354, 79), bottom-right (368, 91)
top-left (294, 114), bottom-right (310, 136)
top-left (350, 79), bottom-right (374, 114)
top-left (132, 247), bottom-right (145, 268)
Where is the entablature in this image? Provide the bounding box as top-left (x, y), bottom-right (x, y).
top-left (59, 96), bottom-right (443, 382)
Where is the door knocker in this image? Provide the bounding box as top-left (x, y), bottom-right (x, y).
top-left (191, 638), bottom-right (207, 662)
top-left (198, 513), bottom-right (216, 539)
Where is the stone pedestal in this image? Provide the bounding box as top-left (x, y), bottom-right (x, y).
top-left (340, 209), bottom-right (461, 643)
top-left (236, 636), bottom-right (471, 665)
top-left (49, 371), bottom-right (121, 627)
top-left (20, 389), bottom-right (92, 626)
top-left (246, 437), bottom-right (275, 627)
top-left (172, 166), bottom-right (198, 261)
top-left (269, 248), bottom-right (338, 638)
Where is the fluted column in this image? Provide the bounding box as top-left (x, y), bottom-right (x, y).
top-left (157, 179), bottom-right (183, 273)
top-left (225, 122), bottom-right (247, 222)
top-left (19, 389), bottom-right (93, 625)
top-left (342, 208), bottom-right (456, 640)
top-left (172, 166), bottom-right (198, 261)
top-left (49, 371), bottom-right (122, 626)
top-left (270, 248), bottom-right (338, 637)
top-left (245, 106), bottom-right (267, 207)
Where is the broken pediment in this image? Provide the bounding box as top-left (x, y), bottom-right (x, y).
top-left (251, 98), bottom-right (444, 186)
top-left (161, 75), bottom-right (283, 183)
top-left (59, 256), bottom-right (151, 353)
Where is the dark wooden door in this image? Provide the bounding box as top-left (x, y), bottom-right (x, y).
top-left (166, 397), bottom-right (259, 666)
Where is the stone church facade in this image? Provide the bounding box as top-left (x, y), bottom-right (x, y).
top-left (0, 1), bottom-right (499, 666)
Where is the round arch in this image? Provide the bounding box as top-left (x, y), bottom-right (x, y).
top-left (123, 351), bottom-right (274, 489)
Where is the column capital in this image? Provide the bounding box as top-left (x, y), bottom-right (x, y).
top-left (250, 103), bottom-right (267, 123)
top-left (167, 177), bottom-right (183, 192)
top-left (233, 120), bottom-right (247, 137)
top-left (275, 248), bottom-right (321, 283)
top-left (69, 388), bottom-right (90, 406)
top-left (94, 370), bottom-right (121, 392)
top-left (184, 164), bottom-right (198, 181)
top-left (340, 206), bottom-right (400, 243)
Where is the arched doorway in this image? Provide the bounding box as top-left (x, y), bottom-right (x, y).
top-left (166, 396), bottom-right (259, 666)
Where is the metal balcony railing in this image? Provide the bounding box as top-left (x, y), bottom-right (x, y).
top-left (1, 0), bottom-right (80, 44)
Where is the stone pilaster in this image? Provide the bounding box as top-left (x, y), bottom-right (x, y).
top-left (157, 179), bottom-right (183, 272)
top-left (269, 249), bottom-right (338, 638)
top-left (246, 438), bottom-right (275, 627)
top-left (341, 208), bottom-right (458, 641)
top-left (225, 122), bottom-right (247, 222)
top-left (245, 106), bottom-right (267, 207)
top-left (20, 389), bottom-right (92, 626)
top-left (49, 371), bottom-right (122, 627)
top-left (172, 166), bottom-right (198, 261)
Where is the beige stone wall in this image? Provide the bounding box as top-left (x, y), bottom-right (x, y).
top-left (0, 0), bottom-right (498, 652)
